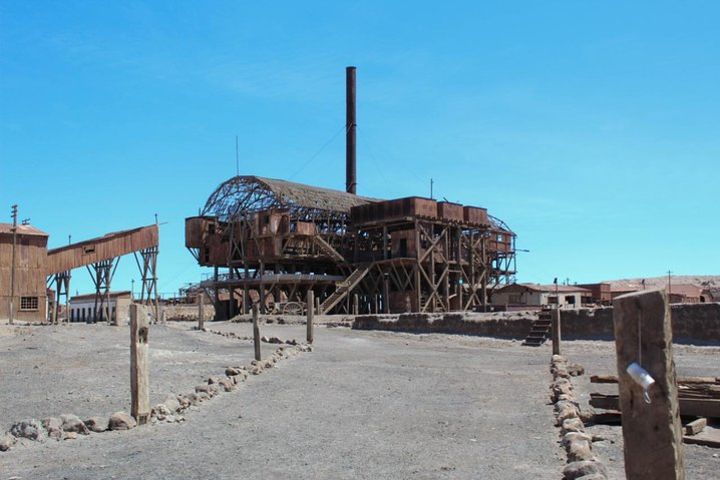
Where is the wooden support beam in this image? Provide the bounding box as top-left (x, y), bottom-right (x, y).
top-left (252, 303), bottom-right (261, 361)
top-left (684, 417), bottom-right (706, 436)
top-left (130, 304), bottom-right (150, 425)
top-left (552, 308), bottom-right (561, 355)
top-left (307, 290), bottom-right (314, 344)
top-left (198, 293), bottom-right (204, 330)
top-left (613, 289), bottom-right (684, 480)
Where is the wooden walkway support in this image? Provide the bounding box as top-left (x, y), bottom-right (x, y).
top-left (198, 293), bottom-right (204, 330)
top-left (613, 289), bottom-right (684, 480)
top-left (252, 303), bottom-right (261, 361)
top-left (307, 290), bottom-right (314, 344)
top-left (130, 304), bottom-right (150, 425)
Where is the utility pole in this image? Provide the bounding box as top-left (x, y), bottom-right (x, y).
top-left (430, 178), bottom-right (434, 199)
top-left (667, 270), bottom-right (672, 298)
top-left (9, 205), bottom-right (18, 325)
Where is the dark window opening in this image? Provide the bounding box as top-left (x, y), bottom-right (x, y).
top-left (399, 238), bottom-right (408, 257)
top-left (20, 296), bottom-right (39, 311)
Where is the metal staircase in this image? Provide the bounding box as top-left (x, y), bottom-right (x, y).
top-left (522, 309), bottom-right (553, 346)
top-left (319, 266), bottom-right (371, 313)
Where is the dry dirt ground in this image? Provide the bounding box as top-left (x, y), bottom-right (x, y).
top-left (0, 321), bottom-right (717, 479)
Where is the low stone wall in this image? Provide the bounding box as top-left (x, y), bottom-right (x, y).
top-left (353, 312), bottom-right (537, 340)
top-left (353, 303), bottom-right (720, 344)
top-left (560, 303), bottom-right (720, 343)
top-left (161, 304), bottom-right (215, 322)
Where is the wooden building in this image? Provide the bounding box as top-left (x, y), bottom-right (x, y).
top-left (0, 223), bottom-right (49, 322)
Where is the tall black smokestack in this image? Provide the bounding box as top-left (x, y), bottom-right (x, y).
top-left (346, 66), bottom-right (357, 194)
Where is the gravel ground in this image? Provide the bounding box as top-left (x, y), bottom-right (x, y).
top-left (1, 323), bottom-right (717, 479)
top-left (0, 322), bottom-right (278, 433)
top-left (2, 322), bottom-right (561, 480)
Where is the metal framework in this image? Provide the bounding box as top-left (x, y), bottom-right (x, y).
top-left (189, 176), bottom-right (516, 318)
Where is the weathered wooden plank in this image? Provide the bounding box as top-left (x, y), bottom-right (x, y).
top-left (130, 304), bottom-right (150, 425)
top-left (613, 289), bottom-right (684, 479)
top-left (683, 435), bottom-right (720, 448)
top-left (590, 393), bottom-right (720, 418)
top-left (684, 417), bottom-right (707, 436)
top-left (592, 375), bottom-right (720, 385)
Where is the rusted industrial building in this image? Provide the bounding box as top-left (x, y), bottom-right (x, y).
top-left (186, 67), bottom-right (517, 318)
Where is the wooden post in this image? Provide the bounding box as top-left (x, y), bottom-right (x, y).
top-left (198, 293), bottom-right (204, 330)
top-left (252, 303), bottom-right (261, 361)
top-left (613, 289), bottom-right (684, 480)
top-left (383, 278), bottom-right (390, 314)
top-left (307, 290), bottom-right (314, 344)
top-left (130, 304), bottom-right (150, 425)
top-left (353, 293), bottom-right (359, 316)
top-left (552, 308), bottom-right (561, 355)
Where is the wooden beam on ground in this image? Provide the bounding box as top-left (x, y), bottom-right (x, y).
top-left (590, 393), bottom-right (720, 418)
top-left (683, 435), bottom-right (720, 448)
top-left (613, 289), bottom-right (684, 479)
top-left (592, 375), bottom-right (720, 385)
top-left (130, 304), bottom-right (150, 425)
top-left (683, 417), bottom-right (707, 436)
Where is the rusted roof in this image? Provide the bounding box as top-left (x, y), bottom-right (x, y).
top-left (202, 175), bottom-right (380, 218)
top-left (254, 176), bottom-right (379, 211)
top-left (0, 223), bottom-right (49, 237)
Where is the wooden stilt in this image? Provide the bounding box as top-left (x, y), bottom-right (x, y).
top-left (252, 303), bottom-right (261, 361)
top-left (307, 290), bottom-right (314, 344)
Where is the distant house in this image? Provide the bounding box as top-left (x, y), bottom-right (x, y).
top-left (492, 283), bottom-right (591, 309)
top-left (69, 291), bottom-right (132, 324)
top-left (701, 287), bottom-right (720, 303)
top-left (667, 284), bottom-right (703, 304)
top-left (576, 283), bottom-right (612, 305)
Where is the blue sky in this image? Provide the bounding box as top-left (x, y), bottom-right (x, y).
top-left (1, 1), bottom-right (718, 296)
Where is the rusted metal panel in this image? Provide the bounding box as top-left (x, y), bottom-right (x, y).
top-left (437, 202), bottom-right (464, 222)
top-left (350, 197), bottom-right (438, 224)
top-left (46, 224), bottom-right (159, 275)
top-left (295, 222), bottom-right (317, 236)
top-left (463, 206), bottom-right (488, 225)
top-left (185, 216), bottom-right (217, 248)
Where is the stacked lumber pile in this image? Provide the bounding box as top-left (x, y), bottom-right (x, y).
top-left (588, 375), bottom-right (720, 448)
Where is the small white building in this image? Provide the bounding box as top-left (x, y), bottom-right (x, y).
top-left (492, 283), bottom-right (591, 309)
top-left (69, 291), bottom-right (132, 323)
